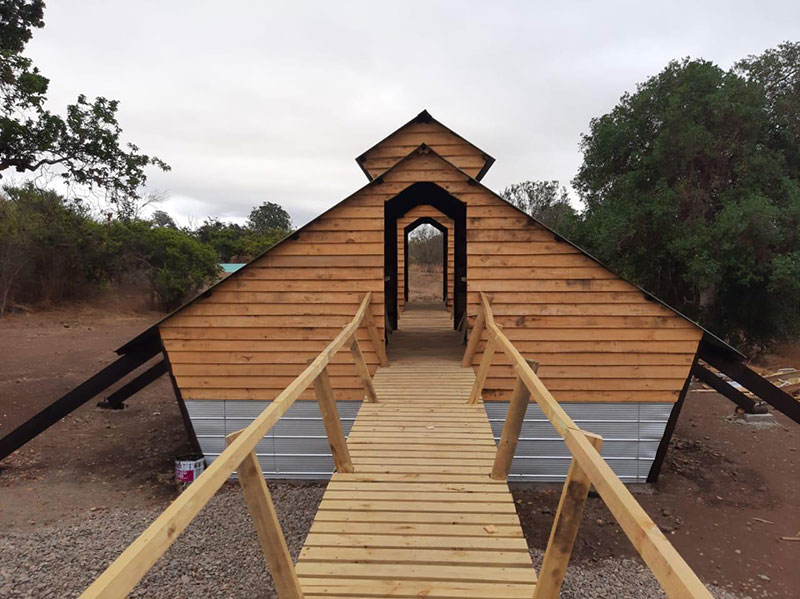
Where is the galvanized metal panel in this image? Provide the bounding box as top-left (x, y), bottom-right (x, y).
top-left (185, 400), bottom-right (670, 483)
top-left (484, 402), bottom-right (672, 483)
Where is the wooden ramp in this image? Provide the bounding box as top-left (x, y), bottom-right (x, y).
top-left (295, 304), bottom-right (537, 598)
top-left (79, 294), bottom-right (713, 599)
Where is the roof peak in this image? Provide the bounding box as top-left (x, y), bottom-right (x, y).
top-left (355, 110), bottom-right (495, 182)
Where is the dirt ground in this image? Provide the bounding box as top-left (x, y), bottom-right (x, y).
top-left (0, 306), bottom-right (798, 597)
top-left (407, 263), bottom-right (443, 303)
top-left (0, 306), bottom-right (192, 532)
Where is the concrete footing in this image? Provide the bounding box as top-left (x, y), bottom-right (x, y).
top-left (729, 411), bottom-right (777, 429)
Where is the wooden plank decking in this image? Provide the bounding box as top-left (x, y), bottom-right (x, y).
top-left (295, 304), bottom-right (537, 598)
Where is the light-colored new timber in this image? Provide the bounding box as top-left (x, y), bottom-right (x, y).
top-left (295, 305), bottom-right (537, 598)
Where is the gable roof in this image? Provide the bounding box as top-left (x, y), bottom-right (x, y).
top-left (119, 141), bottom-right (742, 361)
top-left (355, 109), bottom-right (495, 182)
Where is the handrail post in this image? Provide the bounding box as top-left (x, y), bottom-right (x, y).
top-left (467, 334), bottom-right (496, 404)
top-left (461, 303), bottom-right (485, 367)
top-left (491, 359), bottom-right (538, 480)
top-left (533, 431), bottom-right (603, 599)
top-left (226, 431), bottom-right (304, 599)
top-left (309, 361), bottom-right (353, 473)
top-left (364, 301), bottom-right (389, 367)
top-left (350, 336), bottom-right (378, 402)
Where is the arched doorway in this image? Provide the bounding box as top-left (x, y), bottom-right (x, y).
top-left (384, 182), bottom-right (467, 330)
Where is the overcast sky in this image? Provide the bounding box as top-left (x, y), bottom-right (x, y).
top-left (24, 1), bottom-right (800, 227)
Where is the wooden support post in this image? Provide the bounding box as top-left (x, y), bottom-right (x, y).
top-left (226, 432), bottom-right (304, 599)
top-left (491, 359), bottom-right (538, 480)
top-left (467, 335), bottom-right (496, 404)
top-left (308, 361), bottom-right (353, 473)
top-left (534, 431), bottom-right (603, 599)
top-left (350, 337), bottom-right (378, 402)
top-left (461, 304), bottom-right (485, 367)
top-left (364, 301), bottom-right (389, 367)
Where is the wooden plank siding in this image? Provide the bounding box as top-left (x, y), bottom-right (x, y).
top-left (159, 187), bottom-right (388, 403)
top-left (159, 130), bottom-right (702, 406)
top-left (358, 120), bottom-right (489, 180)
top-left (397, 205), bottom-right (455, 312)
top-left (377, 150), bottom-right (701, 404)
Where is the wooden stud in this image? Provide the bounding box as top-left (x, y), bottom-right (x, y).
top-left (467, 335), bottom-right (496, 404)
top-left (350, 336), bottom-right (378, 402)
top-left (226, 432), bottom-right (304, 599)
top-left (461, 304), bottom-right (485, 367)
top-left (309, 361), bottom-right (354, 473)
top-left (365, 300), bottom-right (389, 367)
top-left (564, 428), bottom-right (713, 598)
top-left (490, 359), bottom-right (538, 480)
top-left (533, 431), bottom-right (602, 599)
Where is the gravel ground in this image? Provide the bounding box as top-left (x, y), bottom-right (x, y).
top-left (1, 482), bottom-right (749, 599)
top-left (0, 482), bottom-right (325, 599)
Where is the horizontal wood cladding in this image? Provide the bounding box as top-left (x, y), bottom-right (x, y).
top-left (397, 204), bottom-right (454, 312)
top-left (159, 141), bottom-right (703, 407)
top-left (463, 187), bottom-right (701, 403)
top-left (359, 121), bottom-right (488, 180)
top-left (160, 186), bottom-right (386, 402)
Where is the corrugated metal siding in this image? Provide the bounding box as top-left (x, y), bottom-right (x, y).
top-left (185, 400), bottom-right (671, 482)
top-left (484, 402), bottom-right (672, 482)
top-left (186, 400), bottom-right (360, 479)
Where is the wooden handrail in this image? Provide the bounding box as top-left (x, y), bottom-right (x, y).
top-left (80, 292), bottom-right (380, 599)
top-left (471, 291), bottom-right (713, 599)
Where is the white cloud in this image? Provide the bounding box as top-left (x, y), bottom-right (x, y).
top-left (22, 0), bottom-right (800, 227)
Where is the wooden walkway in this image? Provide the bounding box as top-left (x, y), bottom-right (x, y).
top-left (295, 304), bottom-right (537, 598)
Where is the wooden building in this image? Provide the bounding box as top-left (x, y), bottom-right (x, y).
top-left (13, 110), bottom-right (795, 483)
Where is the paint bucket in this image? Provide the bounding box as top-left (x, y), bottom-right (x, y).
top-left (175, 454), bottom-right (205, 483)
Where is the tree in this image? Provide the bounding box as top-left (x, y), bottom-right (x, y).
top-left (247, 201), bottom-right (292, 234)
top-left (573, 55), bottom-right (800, 349)
top-left (501, 180), bottom-right (579, 238)
top-left (408, 224), bottom-right (443, 266)
top-left (735, 41), bottom-right (800, 178)
top-left (0, 0), bottom-right (44, 54)
top-left (0, 1), bottom-right (168, 211)
top-left (112, 222), bottom-right (220, 311)
top-left (0, 183), bottom-right (108, 314)
top-left (151, 209), bottom-right (177, 229)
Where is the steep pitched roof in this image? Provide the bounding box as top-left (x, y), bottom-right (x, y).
top-left (355, 109), bottom-right (495, 181)
top-left (119, 142), bottom-right (741, 361)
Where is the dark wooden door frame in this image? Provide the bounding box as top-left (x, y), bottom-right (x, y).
top-left (403, 216), bottom-right (448, 305)
top-left (384, 182), bottom-right (467, 331)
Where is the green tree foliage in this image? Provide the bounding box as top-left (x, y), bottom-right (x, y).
top-left (247, 201), bottom-right (292, 234)
top-left (0, 184), bottom-right (219, 313)
top-left (1, 184), bottom-right (109, 314)
top-left (0, 184), bottom-right (294, 314)
top-left (0, 1), bottom-right (168, 210)
top-left (193, 217), bottom-right (289, 262)
top-left (501, 180), bottom-right (579, 238)
top-left (151, 209), bottom-right (177, 229)
top-left (735, 42), bottom-right (800, 178)
top-left (108, 220), bottom-right (219, 311)
top-left (571, 53), bottom-right (800, 349)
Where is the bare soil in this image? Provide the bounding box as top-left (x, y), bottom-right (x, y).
top-left (407, 263), bottom-right (443, 303)
top-left (1, 307), bottom-right (798, 597)
top-left (0, 306), bottom-right (192, 532)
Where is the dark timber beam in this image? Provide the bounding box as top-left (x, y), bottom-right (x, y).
top-left (646, 356), bottom-right (697, 483)
top-left (0, 341), bottom-right (160, 461)
top-left (691, 362), bottom-right (759, 413)
top-left (699, 340), bottom-right (799, 424)
top-left (99, 359), bottom-right (169, 409)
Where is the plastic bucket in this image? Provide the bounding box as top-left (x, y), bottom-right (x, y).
top-left (175, 454), bottom-right (205, 483)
